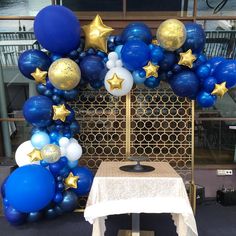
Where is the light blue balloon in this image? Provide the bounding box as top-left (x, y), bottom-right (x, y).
top-left (68, 160), bottom-right (78, 169)
top-left (114, 45), bottom-right (123, 59)
top-left (31, 131), bottom-right (50, 149)
top-left (132, 70), bottom-right (146, 85)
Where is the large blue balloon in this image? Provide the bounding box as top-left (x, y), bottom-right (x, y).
top-left (121, 40), bottom-right (150, 71)
top-left (34, 5), bottom-right (80, 54)
top-left (170, 71), bottom-right (200, 97)
top-left (72, 167), bottom-right (93, 196)
top-left (206, 56), bottom-right (225, 75)
top-left (4, 206), bottom-right (27, 225)
top-left (203, 76), bottom-right (217, 93)
top-left (5, 165), bottom-right (56, 213)
top-left (18, 49), bottom-right (51, 80)
top-left (183, 23), bottom-right (206, 54)
top-left (80, 55), bottom-right (106, 83)
top-left (213, 60), bottom-right (236, 88)
top-left (196, 91), bottom-right (216, 108)
top-left (121, 22), bottom-right (152, 44)
top-left (23, 95), bottom-right (53, 128)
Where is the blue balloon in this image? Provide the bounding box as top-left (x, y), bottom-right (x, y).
top-left (132, 70), bottom-right (146, 85)
top-left (203, 76), bottom-right (217, 93)
top-left (193, 53), bottom-right (207, 68)
top-left (58, 190), bottom-right (78, 213)
top-left (70, 120), bottom-right (80, 135)
top-left (52, 94), bottom-right (62, 104)
top-left (36, 83), bottom-right (47, 95)
top-left (72, 167), bottom-right (93, 196)
top-left (183, 23), bottom-right (206, 53)
top-left (196, 64), bottom-right (210, 79)
top-left (63, 89), bottom-right (79, 101)
top-left (34, 5), bottom-right (80, 54)
top-left (170, 71), bottom-right (200, 97)
top-left (4, 206), bottom-right (27, 225)
top-left (115, 45), bottom-right (123, 59)
top-left (213, 60), bottom-right (236, 88)
top-left (5, 165), bottom-right (56, 213)
top-left (68, 50), bottom-right (80, 60)
top-left (46, 79), bottom-right (55, 90)
top-left (172, 64), bottom-right (183, 74)
top-left (150, 45), bottom-right (164, 63)
top-left (80, 55), bottom-right (105, 82)
top-left (44, 89), bottom-right (53, 98)
top-left (50, 53), bottom-right (62, 62)
top-left (57, 182), bottom-right (65, 192)
top-left (121, 40), bottom-right (150, 71)
top-left (49, 159), bottom-right (67, 176)
top-left (45, 207), bottom-right (58, 220)
top-left (1, 177), bottom-right (7, 199)
top-left (197, 91), bottom-right (217, 108)
top-left (40, 160), bottom-right (49, 167)
top-left (159, 51), bottom-right (177, 72)
top-left (207, 56), bottom-right (225, 75)
top-left (121, 22), bottom-right (152, 44)
top-left (68, 160), bottom-right (78, 169)
top-left (23, 95), bottom-right (53, 128)
top-left (18, 49), bottom-right (51, 80)
top-left (27, 211), bottom-right (43, 223)
top-left (53, 192), bottom-right (63, 203)
top-left (31, 131), bottom-right (50, 149)
top-left (144, 76), bottom-right (160, 89)
top-left (49, 130), bottom-right (62, 144)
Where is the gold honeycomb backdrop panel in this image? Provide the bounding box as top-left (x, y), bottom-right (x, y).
top-left (69, 82), bottom-right (193, 208)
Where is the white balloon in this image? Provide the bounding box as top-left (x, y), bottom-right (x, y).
top-left (59, 137), bottom-right (70, 147)
top-left (104, 67), bottom-right (134, 97)
top-left (69, 138), bottom-right (78, 144)
top-left (15, 141), bottom-right (40, 166)
top-left (66, 143), bottom-right (82, 161)
top-left (108, 52), bottom-right (119, 61)
top-left (60, 146), bottom-right (67, 157)
top-left (106, 60), bottom-right (115, 70)
top-left (115, 60), bottom-right (123, 68)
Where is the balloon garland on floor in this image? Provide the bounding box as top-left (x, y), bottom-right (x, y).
top-left (2, 5), bottom-right (236, 225)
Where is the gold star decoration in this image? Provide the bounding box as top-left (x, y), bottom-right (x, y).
top-left (82, 14), bottom-right (114, 52)
top-left (64, 172), bottom-right (79, 190)
top-left (31, 68), bottom-right (47, 84)
top-left (107, 73), bottom-right (124, 91)
top-left (52, 104), bottom-right (71, 122)
top-left (178, 49), bottom-right (196, 68)
top-left (143, 61), bottom-right (159, 78)
top-left (28, 148), bottom-right (43, 162)
top-left (211, 82), bottom-right (228, 98)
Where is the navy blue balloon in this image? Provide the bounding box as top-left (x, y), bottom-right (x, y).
top-left (58, 190), bottom-right (78, 213)
top-left (49, 158), bottom-right (66, 176)
top-left (45, 207), bottom-right (58, 220)
top-left (72, 167), bottom-right (93, 196)
top-left (121, 22), bottom-right (152, 44)
top-left (197, 91), bottom-right (216, 108)
top-left (80, 55), bottom-right (105, 82)
top-left (196, 64), bottom-right (210, 79)
top-left (203, 76), bottom-right (217, 93)
top-left (213, 60), bottom-right (236, 88)
top-left (36, 84), bottom-right (47, 95)
top-left (144, 76), bottom-right (160, 89)
top-left (170, 71), bottom-right (200, 97)
top-left (23, 95), bottom-right (53, 128)
top-left (150, 45), bottom-right (164, 63)
top-left (52, 95), bottom-right (62, 104)
top-left (50, 53), bottom-right (62, 62)
top-left (5, 165), bottom-right (56, 213)
top-left (121, 40), bottom-right (150, 71)
top-left (70, 120), bottom-right (80, 135)
top-left (4, 206), bottom-right (27, 225)
top-left (44, 89), bottom-right (53, 98)
top-left (63, 89), bottom-right (79, 101)
top-left (46, 79), bottom-right (55, 90)
top-left (183, 23), bottom-right (206, 54)
top-left (207, 56), bottom-right (225, 75)
top-left (159, 51), bottom-right (177, 72)
top-left (18, 50), bottom-right (51, 80)
top-left (27, 211), bottom-right (43, 223)
top-left (53, 192), bottom-right (63, 203)
top-left (34, 5), bottom-right (80, 54)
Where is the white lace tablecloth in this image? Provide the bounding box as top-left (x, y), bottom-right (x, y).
top-left (84, 161), bottom-right (198, 236)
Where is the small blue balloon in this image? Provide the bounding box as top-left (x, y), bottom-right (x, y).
top-left (63, 89), bottom-right (79, 101)
top-left (144, 76), bottom-right (160, 89)
top-left (58, 190), bottom-right (78, 213)
top-left (18, 49), bottom-right (51, 80)
top-left (150, 45), bottom-right (164, 63)
top-left (53, 192), bottom-right (63, 203)
top-left (121, 22), bottom-right (152, 44)
top-left (70, 120), bottom-right (80, 135)
top-left (114, 45), bottom-right (123, 59)
top-left (44, 89), bottom-right (53, 98)
top-left (57, 182), bottom-right (65, 192)
top-left (34, 5), bottom-right (81, 54)
top-left (23, 95), bottom-right (53, 128)
top-left (159, 51), bottom-right (177, 71)
top-left (172, 64), bottom-right (183, 74)
top-left (196, 91), bottom-right (217, 108)
top-left (213, 60), bottom-right (236, 88)
top-left (50, 53), bottom-right (62, 62)
top-left (59, 166), bottom-right (70, 178)
top-left (170, 71), bottom-right (200, 97)
top-left (36, 84), bottom-right (47, 95)
top-left (68, 160), bottom-right (78, 169)
top-left (193, 54), bottom-right (207, 68)
top-left (49, 130), bottom-right (62, 144)
top-left (5, 165), bottom-right (56, 213)
top-left (45, 207), bottom-right (58, 220)
top-left (203, 76), bottom-right (217, 93)
top-left (4, 206), bottom-right (27, 225)
top-left (46, 79), bottom-right (55, 90)
top-left (49, 159), bottom-right (66, 176)
top-left (68, 50), bottom-right (80, 60)
top-left (31, 131), bottom-right (50, 149)
top-left (27, 211), bottom-right (43, 223)
top-left (132, 70), bottom-right (146, 85)
top-left (121, 40), bottom-right (150, 71)
top-left (196, 64), bottom-right (210, 79)
top-left (52, 94), bottom-right (62, 104)
top-left (183, 23), bottom-right (206, 54)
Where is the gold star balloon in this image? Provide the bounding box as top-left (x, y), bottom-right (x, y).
top-left (82, 14), bottom-right (114, 52)
top-left (107, 73), bottom-right (124, 90)
top-left (64, 172), bottom-right (79, 190)
top-left (28, 148), bottom-right (43, 162)
top-left (143, 62), bottom-right (159, 78)
top-left (178, 49), bottom-right (196, 68)
top-left (31, 68), bottom-right (47, 84)
top-left (211, 82), bottom-right (228, 98)
top-left (53, 104), bottom-right (71, 122)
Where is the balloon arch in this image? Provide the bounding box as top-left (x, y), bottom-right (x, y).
top-left (2, 5), bottom-right (236, 225)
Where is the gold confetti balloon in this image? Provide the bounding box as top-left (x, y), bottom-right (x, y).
top-left (48, 58), bottom-right (81, 90)
top-left (41, 144), bottom-right (61, 163)
top-left (156, 19), bottom-right (186, 51)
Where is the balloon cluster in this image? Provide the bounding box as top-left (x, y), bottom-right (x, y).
top-left (2, 4), bottom-right (236, 225)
